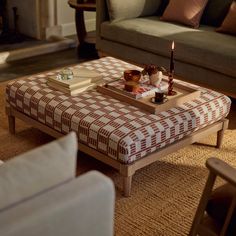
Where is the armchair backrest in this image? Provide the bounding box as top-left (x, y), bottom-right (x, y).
top-left (0, 132), bottom-right (77, 211)
top-left (0, 132), bottom-right (115, 236)
top-left (189, 157), bottom-right (236, 236)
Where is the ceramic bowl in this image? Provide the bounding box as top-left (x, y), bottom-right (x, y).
top-left (123, 70), bottom-right (141, 82)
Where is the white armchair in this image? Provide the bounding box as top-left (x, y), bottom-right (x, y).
top-left (0, 132), bottom-right (115, 236)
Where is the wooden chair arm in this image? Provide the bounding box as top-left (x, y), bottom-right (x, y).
top-left (206, 157), bottom-right (236, 187)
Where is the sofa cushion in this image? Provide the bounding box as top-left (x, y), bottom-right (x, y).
top-left (0, 171), bottom-right (115, 236)
top-left (101, 17), bottom-right (236, 78)
top-left (161, 0), bottom-right (208, 28)
top-left (106, 0), bottom-right (162, 22)
top-left (0, 132), bottom-right (77, 211)
top-left (201, 0), bottom-right (233, 27)
top-left (216, 1), bottom-right (236, 36)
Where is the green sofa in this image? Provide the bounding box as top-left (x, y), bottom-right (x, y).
top-left (96, 0), bottom-right (236, 97)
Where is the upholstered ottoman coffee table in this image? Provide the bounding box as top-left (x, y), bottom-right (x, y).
top-left (5, 57), bottom-right (231, 196)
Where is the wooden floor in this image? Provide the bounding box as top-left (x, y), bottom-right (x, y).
top-left (0, 48), bottom-right (86, 82)
top-left (0, 36), bottom-right (43, 53)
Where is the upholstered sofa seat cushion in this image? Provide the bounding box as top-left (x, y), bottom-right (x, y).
top-left (0, 132), bottom-right (77, 211)
top-left (101, 16), bottom-right (236, 78)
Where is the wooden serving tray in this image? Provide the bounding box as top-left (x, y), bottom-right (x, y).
top-left (97, 78), bottom-right (201, 114)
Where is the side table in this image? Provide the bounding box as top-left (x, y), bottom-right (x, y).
top-left (68, 0), bottom-right (97, 58)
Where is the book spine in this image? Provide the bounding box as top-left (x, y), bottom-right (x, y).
top-left (47, 82), bottom-right (70, 93)
top-left (48, 79), bottom-right (103, 91)
top-left (47, 81), bottom-right (103, 95)
top-left (47, 76), bottom-right (102, 89)
top-left (70, 83), bottom-right (99, 95)
top-left (47, 77), bottom-right (69, 88)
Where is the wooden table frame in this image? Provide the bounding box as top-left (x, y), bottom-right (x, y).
top-left (68, 0), bottom-right (96, 45)
top-left (6, 106), bottom-right (229, 197)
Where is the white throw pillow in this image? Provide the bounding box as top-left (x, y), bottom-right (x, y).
top-left (106, 0), bottom-right (162, 22)
top-left (0, 132), bottom-right (77, 211)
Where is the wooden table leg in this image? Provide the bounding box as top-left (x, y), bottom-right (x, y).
top-left (8, 115), bottom-right (15, 134)
top-left (123, 175), bottom-right (132, 197)
top-left (68, 0), bottom-right (97, 58)
top-left (75, 9), bottom-right (86, 46)
top-left (75, 10), bottom-right (97, 58)
top-left (216, 119), bottom-right (229, 148)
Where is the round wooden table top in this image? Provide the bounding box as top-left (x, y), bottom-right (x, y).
top-left (68, 0), bottom-right (96, 11)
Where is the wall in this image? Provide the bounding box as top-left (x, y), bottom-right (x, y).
top-left (57, 0), bottom-right (96, 37)
top-left (7, 0), bottom-right (40, 39)
top-left (84, 12), bottom-right (96, 32)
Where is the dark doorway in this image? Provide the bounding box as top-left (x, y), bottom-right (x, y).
top-left (0, 0), bottom-right (24, 44)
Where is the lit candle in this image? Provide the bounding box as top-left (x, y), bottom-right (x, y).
top-left (170, 41), bottom-right (175, 73)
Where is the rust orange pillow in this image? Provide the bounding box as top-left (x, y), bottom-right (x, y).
top-left (216, 1), bottom-right (236, 35)
top-left (161, 0), bottom-right (209, 28)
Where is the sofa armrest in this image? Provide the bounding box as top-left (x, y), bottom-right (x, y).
top-left (0, 171), bottom-right (115, 236)
top-left (96, 0), bottom-right (109, 43)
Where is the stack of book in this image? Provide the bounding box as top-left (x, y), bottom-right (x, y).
top-left (47, 68), bottom-right (103, 95)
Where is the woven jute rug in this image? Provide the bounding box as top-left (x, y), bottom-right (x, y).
top-left (0, 80), bottom-right (235, 236)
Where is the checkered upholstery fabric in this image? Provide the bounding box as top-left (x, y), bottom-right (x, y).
top-left (6, 57), bottom-right (231, 164)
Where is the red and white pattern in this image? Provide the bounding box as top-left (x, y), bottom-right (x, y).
top-left (6, 57), bottom-right (231, 164)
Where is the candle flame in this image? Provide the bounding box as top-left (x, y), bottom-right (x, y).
top-left (172, 41), bottom-right (175, 50)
